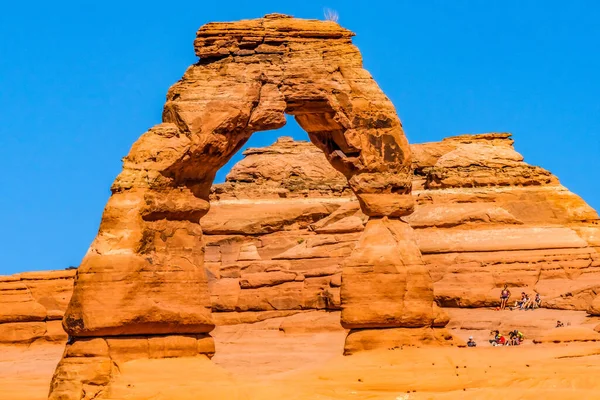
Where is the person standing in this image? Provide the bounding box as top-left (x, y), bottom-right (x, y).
top-left (500, 284), bottom-right (511, 310)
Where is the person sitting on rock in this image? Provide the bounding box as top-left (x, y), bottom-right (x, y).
top-left (489, 330), bottom-right (507, 346)
top-left (512, 292), bottom-right (527, 310)
top-left (556, 320), bottom-right (564, 328)
top-left (520, 294), bottom-right (531, 310)
top-left (525, 293), bottom-right (541, 310)
top-left (508, 331), bottom-right (515, 345)
top-left (532, 293), bottom-right (542, 309)
top-left (500, 284), bottom-right (511, 310)
top-left (509, 329), bottom-right (524, 345)
top-left (467, 336), bottom-right (477, 347)
top-left (488, 330), bottom-right (498, 345)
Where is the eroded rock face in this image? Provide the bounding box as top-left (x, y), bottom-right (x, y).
top-left (2, 135), bottom-right (597, 350)
top-left (24, 14), bottom-right (598, 399)
top-left (64, 13), bottom-right (415, 340)
top-left (410, 134), bottom-right (600, 310)
top-left (48, 14), bottom-right (426, 399)
top-left (212, 136), bottom-right (351, 200)
top-left (204, 133), bottom-right (600, 321)
top-left (0, 270), bottom-right (74, 344)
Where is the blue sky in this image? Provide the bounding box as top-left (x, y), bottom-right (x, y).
top-left (0, 1), bottom-right (598, 275)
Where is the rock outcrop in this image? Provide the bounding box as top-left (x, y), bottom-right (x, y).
top-left (2, 133), bottom-right (598, 345)
top-left (204, 133), bottom-right (600, 322)
top-left (1, 134), bottom-right (598, 351)
top-left (48, 14), bottom-right (435, 399)
top-left (0, 13), bottom-right (592, 399)
top-left (412, 134), bottom-right (600, 310)
top-left (0, 270), bottom-right (74, 344)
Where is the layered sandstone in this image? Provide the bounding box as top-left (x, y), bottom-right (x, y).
top-left (48, 14), bottom-right (434, 399)
top-left (2, 134), bottom-right (598, 349)
top-left (0, 12), bottom-right (595, 400)
top-left (412, 134), bottom-right (600, 310)
top-left (63, 13), bottom-right (420, 339)
top-left (0, 270), bottom-right (74, 344)
top-left (2, 134), bottom-right (598, 347)
top-left (204, 133), bottom-right (600, 322)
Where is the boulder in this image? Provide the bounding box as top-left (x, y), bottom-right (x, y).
top-left (533, 327), bottom-right (600, 344)
top-left (344, 327), bottom-right (458, 355)
top-left (587, 295), bottom-right (600, 316)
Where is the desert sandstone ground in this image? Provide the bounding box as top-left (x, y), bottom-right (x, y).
top-left (3, 309), bottom-right (600, 399)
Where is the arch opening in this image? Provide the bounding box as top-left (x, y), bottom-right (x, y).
top-left (213, 115), bottom-right (310, 185)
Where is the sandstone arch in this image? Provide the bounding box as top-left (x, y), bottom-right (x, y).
top-left (49, 14), bottom-right (445, 399)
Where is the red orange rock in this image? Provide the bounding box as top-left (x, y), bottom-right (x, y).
top-left (0, 270), bottom-right (73, 344)
top-left (49, 13), bottom-right (422, 399)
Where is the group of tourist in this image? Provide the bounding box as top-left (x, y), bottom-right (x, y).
top-left (499, 285), bottom-right (541, 310)
top-left (466, 285), bottom-right (568, 348)
top-left (488, 329), bottom-right (525, 346)
top-left (466, 329), bottom-right (526, 347)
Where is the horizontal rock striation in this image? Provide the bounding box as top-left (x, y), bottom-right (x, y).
top-left (205, 133), bottom-right (600, 318)
top-left (47, 13), bottom-right (430, 399)
top-left (412, 134), bottom-right (600, 310)
top-left (0, 270), bottom-right (74, 344)
top-left (2, 134), bottom-right (598, 345)
top-left (3, 133), bottom-right (598, 343)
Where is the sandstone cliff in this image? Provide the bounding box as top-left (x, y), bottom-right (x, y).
top-left (0, 270), bottom-right (73, 344)
top-left (2, 134), bottom-right (598, 341)
top-left (205, 133), bottom-right (600, 321)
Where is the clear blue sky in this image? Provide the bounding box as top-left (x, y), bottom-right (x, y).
top-left (1, 1), bottom-right (598, 275)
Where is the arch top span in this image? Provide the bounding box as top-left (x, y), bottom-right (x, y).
top-left (151, 12), bottom-right (413, 216)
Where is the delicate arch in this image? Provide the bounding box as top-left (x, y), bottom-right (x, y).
top-left (50, 14), bottom-right (444, 400)
top-left (63, 13), bottom-right (416, 338)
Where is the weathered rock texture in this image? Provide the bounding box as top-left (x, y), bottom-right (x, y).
top-left (0, 270), bottom-right (74, 344)
top-left (412, 134), bottom-right (600, 310)
top-left (48, 14), bottom-right (431, 399)
top-left (64, 13), bottom-right (417, 337)
top-left (3, 134), bottom-right (598, 343)
top-left (204, 133), bottom-right (600, 326)
top-left (2, 134), bottom-right (598, 349)
top-left (26, 13), bottom-right (598, 398)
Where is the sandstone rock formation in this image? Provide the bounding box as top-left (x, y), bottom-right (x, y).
top-left (0, 270), bottom-right (73, 344)
top-left (412, 134), bottom-right (600, 310)
top-left (0, 13), bottom-right (595, 400)
top-left (212, 136), bottom-right (352, 200)
top-left (2, 13), bottom-right (592, 399)
top-left (204, 133), bottom-right (600, 322)
top-left (48, 14), bottom-right (435, 399)
top-left (1, 134), bottom-right (597, 351)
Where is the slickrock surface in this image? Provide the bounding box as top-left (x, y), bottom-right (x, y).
top-left (4, 309), bottom-right (600, 400)
top-left (0, 343), bottom-right (65, 400)
top-left (85, 344), bottom-right (600, 399)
